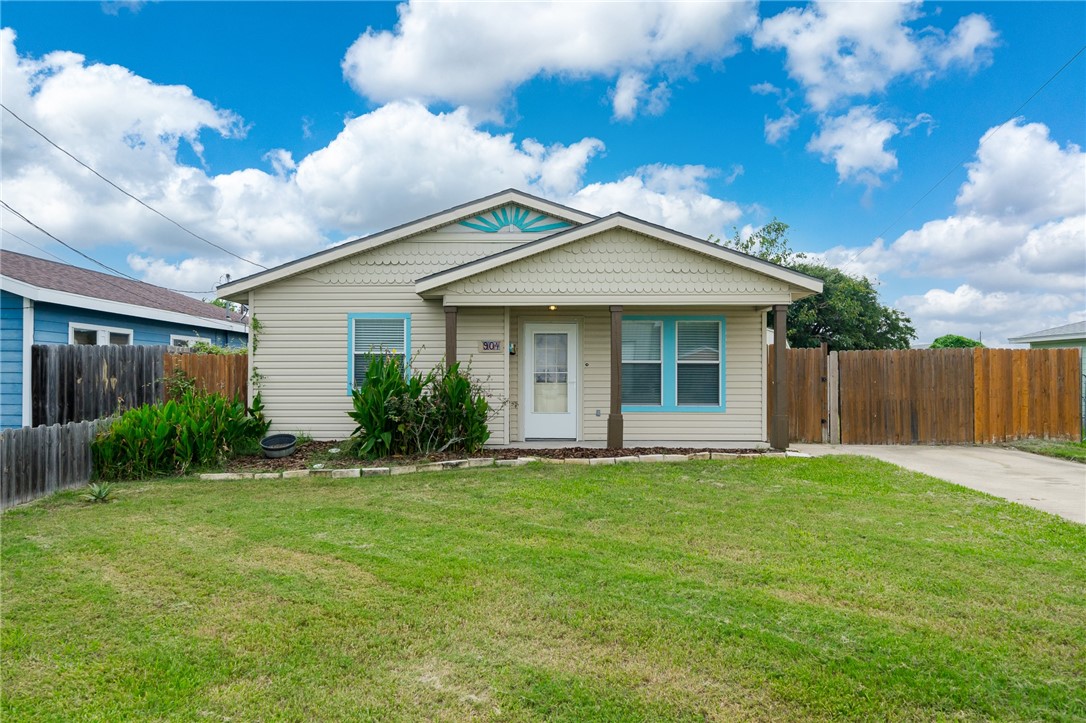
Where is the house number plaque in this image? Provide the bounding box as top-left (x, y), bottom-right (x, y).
top-left (478, 340), bottom-right (503, 352)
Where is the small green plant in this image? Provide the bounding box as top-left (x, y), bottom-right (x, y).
top-left (190, 340), bottom-right (246, 355)
top-left (347, 353), bottom-right (495, 460)
top-left (163, 367), bottom-right (198, 399)
top-left (81, 481), bottom-right (114, 503)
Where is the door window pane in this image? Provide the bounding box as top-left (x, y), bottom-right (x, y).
top-left (533, 332), bottom-right (568, 413)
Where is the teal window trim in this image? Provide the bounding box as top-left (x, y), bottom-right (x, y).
top-left (347, 313), bottom-right (411, 395)
top-left (622, 315), bottom-right (726, 413)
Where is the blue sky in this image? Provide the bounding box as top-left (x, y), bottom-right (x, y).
top-left (1, 1), bottom-right (1083, 344)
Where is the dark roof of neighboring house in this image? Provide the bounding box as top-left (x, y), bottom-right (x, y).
top-left (1007, 320), bottom-right (1086, 343)
top-left (0, 249), bottom-right (246, 325)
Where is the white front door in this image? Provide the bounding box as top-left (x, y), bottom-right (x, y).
top-left (523, 322), bottom-right (579, 439)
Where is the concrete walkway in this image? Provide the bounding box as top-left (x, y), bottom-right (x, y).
top-left (792, 444), bottom-right (1086, 524)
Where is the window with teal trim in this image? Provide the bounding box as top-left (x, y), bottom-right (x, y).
top-left (621, 316), bottom-right (725, 412)
top-left (348, 314), bottom-right (409, 391)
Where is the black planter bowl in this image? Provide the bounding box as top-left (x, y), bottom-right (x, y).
top-left (260, 433), bottom-right (297, 458)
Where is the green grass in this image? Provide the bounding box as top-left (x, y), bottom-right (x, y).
top-left (3, 457), bottom-right (1084, 721)
top-left (1008, 437), bottom-right (1086, 463)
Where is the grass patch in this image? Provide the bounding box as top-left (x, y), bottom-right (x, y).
top-left (1007, 438), bottom-right (1086, 463)
top-left (3, 457), bottom-right (1084, 720)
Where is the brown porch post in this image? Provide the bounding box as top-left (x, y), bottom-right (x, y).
top-left (770, 304), bottom-right (789, 450)
top-left (608, 305), bottom-right (624, 449)
top-left (444, 306), bottom-right (457, 365)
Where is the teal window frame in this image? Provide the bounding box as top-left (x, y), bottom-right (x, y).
top-left (621, 315), bottom-right (726, 413)
top-left (347, 312), bottom-right (411, 394)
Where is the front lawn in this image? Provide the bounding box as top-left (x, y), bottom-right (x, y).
top-left (3, 458), bottom-right (1084, 721)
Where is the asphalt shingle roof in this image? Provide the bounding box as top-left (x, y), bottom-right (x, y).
top-left (0, 250), bottom-right (246, 325)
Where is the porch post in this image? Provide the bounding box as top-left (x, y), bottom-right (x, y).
top-left (608, 305), bottom-right (624, 449)
top-left (445, 306), bottom-right (457, 365)
top-left (770, 304), bottom-right (789, 450)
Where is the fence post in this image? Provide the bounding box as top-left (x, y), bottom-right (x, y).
top-left (826, 351), bottom-right (840, 444)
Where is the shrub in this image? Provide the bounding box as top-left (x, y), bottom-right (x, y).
top-left (930, 334), bottom-right (985, 349)
top-left (348, 354), bottom-right (492, 459)
top-left (92, 390), bottom-right (271, 479)
top-left (81, 481), bottom-right (115, 503)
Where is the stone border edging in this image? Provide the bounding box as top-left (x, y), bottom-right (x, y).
top-left (198, 450), bottom-right (810, 481)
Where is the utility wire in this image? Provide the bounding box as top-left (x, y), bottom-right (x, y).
top-left (1, 201), bottom-right (216, 295)
top-left (1, 102), bottom-right (268, 270)
top-left (841, 43), bottom-right (1086, 272)
top-left (2, 227), bottom-right (70, 264)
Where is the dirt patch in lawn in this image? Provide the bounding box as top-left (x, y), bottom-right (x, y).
top-left (223, 441), bottom-right (764, 473)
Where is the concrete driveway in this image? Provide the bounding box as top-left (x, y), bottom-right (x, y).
top-left (791, 444), bottom-right (1086, 524)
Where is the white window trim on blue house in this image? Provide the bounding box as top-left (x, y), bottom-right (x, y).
top-left (346, 313), bottom-right (411, 394)
top-left (621, 315), bottom-right (726, 413)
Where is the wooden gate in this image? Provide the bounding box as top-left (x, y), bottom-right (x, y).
top-left (769, 346), bottom-right (827, 443)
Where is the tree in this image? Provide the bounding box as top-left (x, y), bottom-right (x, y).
top-left (713, 219), bottom-right (806, 266)
top-left (930, 334), bottom-right (984, 349)
top-left (788, 263), bottom-right (916, 350)
top-left (717, 220), bottom-right (916, 350)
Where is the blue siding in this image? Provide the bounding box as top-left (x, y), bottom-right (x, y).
top-left (33, 302), bottom-right (246, 348)
top-left (1, 290), bottom-right (25, 428)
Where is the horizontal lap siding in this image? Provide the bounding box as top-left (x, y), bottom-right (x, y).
top-left (254, 281), bottom-right (446, 440)
top-left (1, 290), bottom-right (24, 428)
top-left (455, 307), bottom-right (506, 443)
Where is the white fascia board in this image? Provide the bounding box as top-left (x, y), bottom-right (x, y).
top-left (416, 214), bottom-right (825, 297)
top-left (216, 189), bottom-right (599, 300)
top-left (0, 275), bottom-right (247, 334)
top-left (1007, 333), bottom-right (1085, 344)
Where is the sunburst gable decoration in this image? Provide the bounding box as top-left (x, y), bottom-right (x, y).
top-left (459, 204), bottom-right (572, 234)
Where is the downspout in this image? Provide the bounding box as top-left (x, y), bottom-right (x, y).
top-left (21, 298), bottom-right (33, 427)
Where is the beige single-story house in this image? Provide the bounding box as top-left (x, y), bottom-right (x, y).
top-left (218, 190), bottom-right (822, 449)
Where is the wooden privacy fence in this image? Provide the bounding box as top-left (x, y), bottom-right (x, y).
top-left (0, 418), bottom-right (111, 510)
top-left (32, 345), bottom-right (248, 426)
top-left (162, 352), bottom-right (248, 401)
top-left (779, 347), bottom-right (1081, 445)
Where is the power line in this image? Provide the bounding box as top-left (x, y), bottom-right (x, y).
top-left (841, 43), bottom-right (1086, 273)
top-left (1, 228), bottom-right (69, 264)
top-left (1, 102), bottom-right (268, 270)
top-left (0, 201), bottom-right (216, 295)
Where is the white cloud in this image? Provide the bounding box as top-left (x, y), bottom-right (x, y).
top-left (571, 165), bottom-right (742, 239)
top-left (764, 108), bottom-right (800, 144)
top-left (342, 1), bottom-right (757, 118)
top-left (0, 30), bottom-right (748, 296)
top-left (293, 101), bottom-right (604, 233)
top-left (835, 120), bottom-right (1085, 343)
top-left (754, 1), bottom-right (997, 111)
top-left (898, 285), bottom-right (1081, 346)
top-left (956, 120), bottom-right (1085, 224)
top-left (807, 106), bottom-right (899, 185)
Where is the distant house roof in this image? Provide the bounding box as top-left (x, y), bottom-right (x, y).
top-left (0, 249), bottom-right (247, 333)
top-left (1007, 320), bottom-right (1086, 344)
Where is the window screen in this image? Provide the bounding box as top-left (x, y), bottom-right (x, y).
top-left (353, 317), bottom-right (407, 388)
top-left (621, 320), bottom-right (662, 405)
top-left (677, 320), bottom-right (720, 405)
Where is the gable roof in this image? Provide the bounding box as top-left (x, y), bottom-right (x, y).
top-left (416, 213), bottom-right (824, 300)
top-left (217, 188), bottom-right (597, 300)
top-left (0, 250), bottom-right (247, 333)
top-left (1007, 320), bottom-right (1086, 344)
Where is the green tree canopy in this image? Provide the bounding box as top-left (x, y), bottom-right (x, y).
top-left (717, 220), bottom-right (916, 351)
top-left (930, 334), bottom-right (984, 349)
top-left (787, 263), bottom-right (916, 351)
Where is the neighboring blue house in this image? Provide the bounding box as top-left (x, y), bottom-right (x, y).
top-left (1, 249), bottom-right (248, 429)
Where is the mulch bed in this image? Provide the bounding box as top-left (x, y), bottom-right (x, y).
top-left (225, 441), bottom-right (765, 472)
